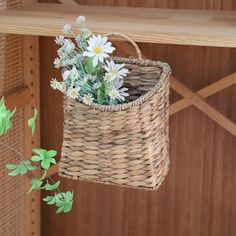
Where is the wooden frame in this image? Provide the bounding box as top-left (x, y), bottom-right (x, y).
top-left (0, 3), bottom-right (236, 47)
top-left (22, 35), bottom-right (41, 236)
top-left (0, 0), bottom-right (235, 235)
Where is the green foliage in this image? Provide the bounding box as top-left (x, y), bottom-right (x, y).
top-left (2, 97), bottom-right (74, 214)
top-left (27, 108), bottom-right (38, 135)
top-left (44, 180), bottom-right (60, 191)
top-left (6, 160), bottom-right (37, 176)
top-left (43, 191), bottom-right (73, 213)
top-left (0, 97), bottom-right (16, 135)
top-left (28, 171), bottom-right (47, 193)
top-left (31, 148), bottom-right (57, 170)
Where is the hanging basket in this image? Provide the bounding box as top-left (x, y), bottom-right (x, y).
top-left (59, 33), bottom-right (171, 190)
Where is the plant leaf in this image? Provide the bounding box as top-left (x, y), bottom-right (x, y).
top-left (8, 167), bottom-right (20, 176)
top-left (0, 97), bottom-right (16, 136)
top-left (28, 177), bottom-right (44, 193)
top-left (19, 164), bottom-right (27, 174)
top-left (31, 155), bottom-right (42, 162)
top-left (6, 163), bottom-right (18, 169)
top-left (41, 159), bottom-right (50, 170)
top-left (47, 150), bottom-right (57, 158)
top-left (27, 165), bottom-right (38, 171)
top-left (44, 181), bottom-right (60, 191)
top-left (27, 108), bottom-right (38, 135)
top-left (32, 148), bottom-right (46, 157)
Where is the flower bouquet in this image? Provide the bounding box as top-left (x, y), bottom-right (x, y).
top-left (51, 16), bottom-right (130, 106)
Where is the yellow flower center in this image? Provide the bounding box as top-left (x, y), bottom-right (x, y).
top-left (94, 47), bottom-right (102, 54)
top-left (71, 90), bottom-right (78, 96)
top-left (110, 69), bottom-right (117, 75)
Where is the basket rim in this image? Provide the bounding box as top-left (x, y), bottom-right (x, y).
top-left (70, 57), bottom-right (171, 112)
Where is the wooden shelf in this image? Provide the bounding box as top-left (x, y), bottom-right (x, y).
top-left (0, 3), bottom-right (236, 47)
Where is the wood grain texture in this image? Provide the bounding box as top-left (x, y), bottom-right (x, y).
top-left (40, 0), bottom-right (236, 236)
top-left (4, 87), bottom-right (30, 109)
top-left (23, 35), bottom-right (41, 236)
top-left (0, 3), bottom-right (236, 47)
top-left (170, 77), bottom-right (236, 137)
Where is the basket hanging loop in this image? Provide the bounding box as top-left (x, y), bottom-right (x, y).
top-left (104, 32), bottom-right (143, 61)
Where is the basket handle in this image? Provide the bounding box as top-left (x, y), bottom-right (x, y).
top-left (104, 32), bottom-right (143, 61)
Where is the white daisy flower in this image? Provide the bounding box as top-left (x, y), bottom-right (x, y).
top-left (76, 16), bottom-right (86, 24)
top-left (67, 87), bottom-right (79, 99)
top-left (117, 87), bottom-right (129, 101)
top-left (104, 75), bottom-right (114, 83)
top-left (55, 35), bottom-right (65, 45)
top-left (83, 94), bottom-right (94, 105)
top-left (54, 58), bottom-right (61, 68)
top-left (62, 70), bottom-right (71, 80)
top-left (63, 24), bottom-right (71, 33)
top-left (58, 82), bottom-right (67, 93)
top-left (108, 88), bottom-right (120, 100)
top-left (83, 35), bottom-right (115, 67)
top-left (108, 87), bottom-right (129, 101)
top-left (63, 39), bottom-right (75, 52)
top-left (93, 82), bottom-right (102, 89)
top-left (50, 78), bottom-right (60, 90)
top-left (104, 60), bottom-right (129, 79)
top-left (70, 66), bottom-right (79, 80)
top-left (111, 78), bottom-right (124, 89)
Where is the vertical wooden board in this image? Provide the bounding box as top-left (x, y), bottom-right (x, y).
top-left (23, 35), bottom-right (41, 236)
top-left (40, 1), bottom-right (236, 236)
top-left (0, 2), bottom-right (29, 236)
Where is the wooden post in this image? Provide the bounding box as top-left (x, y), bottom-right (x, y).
top-left (23, 35), bottom-right (41, 236)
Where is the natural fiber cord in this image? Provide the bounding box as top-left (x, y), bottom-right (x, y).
top-left (59, 56), bottom-right (171, 190)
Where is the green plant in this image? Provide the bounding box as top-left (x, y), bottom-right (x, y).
top-left (0, 97), bottom-right (73, 214)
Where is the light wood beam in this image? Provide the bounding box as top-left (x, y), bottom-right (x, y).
top-left (0, 3), bottom-right (236, 47)
top-left (170, 77), bottom-right (236, 137)
top-left (170, 73), bottom-right (236, 115)
top-left (58, 0), bottom-right (79, 7)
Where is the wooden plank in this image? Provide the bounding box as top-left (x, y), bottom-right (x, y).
top-left (23, 35), bottom-right (41, 236)
top-left (0, 3), bottom-right (236, 47)
top-left (4, 87), bottom-right (30, 109)
top-left (170, 77), bottom-right (236, 137)
top-left (58, 0), bottom-right (79, 7)
top-left (170, 72), bottom-right (236, 115)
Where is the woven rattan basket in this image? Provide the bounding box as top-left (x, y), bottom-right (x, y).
top-left (59, 33), bottom-right (171, 190)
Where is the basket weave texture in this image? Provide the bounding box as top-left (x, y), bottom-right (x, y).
top-left (59, 57), bottom-right (171, 190)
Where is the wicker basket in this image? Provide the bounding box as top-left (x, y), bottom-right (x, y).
top-left (59, 33), bottom-right (171, 190)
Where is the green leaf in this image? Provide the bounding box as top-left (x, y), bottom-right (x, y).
top-left (55, 191), bottom-right (74, 213)
top-left (6, 164), bottom-right (18, 169)
top-left (32, 148), bottom-right (46, 157)
top-left (50, 158), bottom-right (56, 164)
top-left (41, 159), bottom-right (50, 170)
top-left (27, 165), bottom-right (37, 171)
top-left (19, 165), bottom-right (27, 174)
top-left (44, 181), bottom-right (60, 191)
top-left (44, 191), bottom-right (73, 213)
top-left (0, 97), bottom-right (16, 136)
top-left (31, 155), bottom-right (42, 162)
top-left (43, 195), bottom-right (57, 205)
top-left (27, 108), bottom-right (38, 135)
top-left (32, 148), bottom-right (57, 170)
top-left (7, 160), bottom-right (35, 176)
top-left (8, 167), bottom-right (20, 176)
top-left (47, 150), bottom-right (57, 158)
